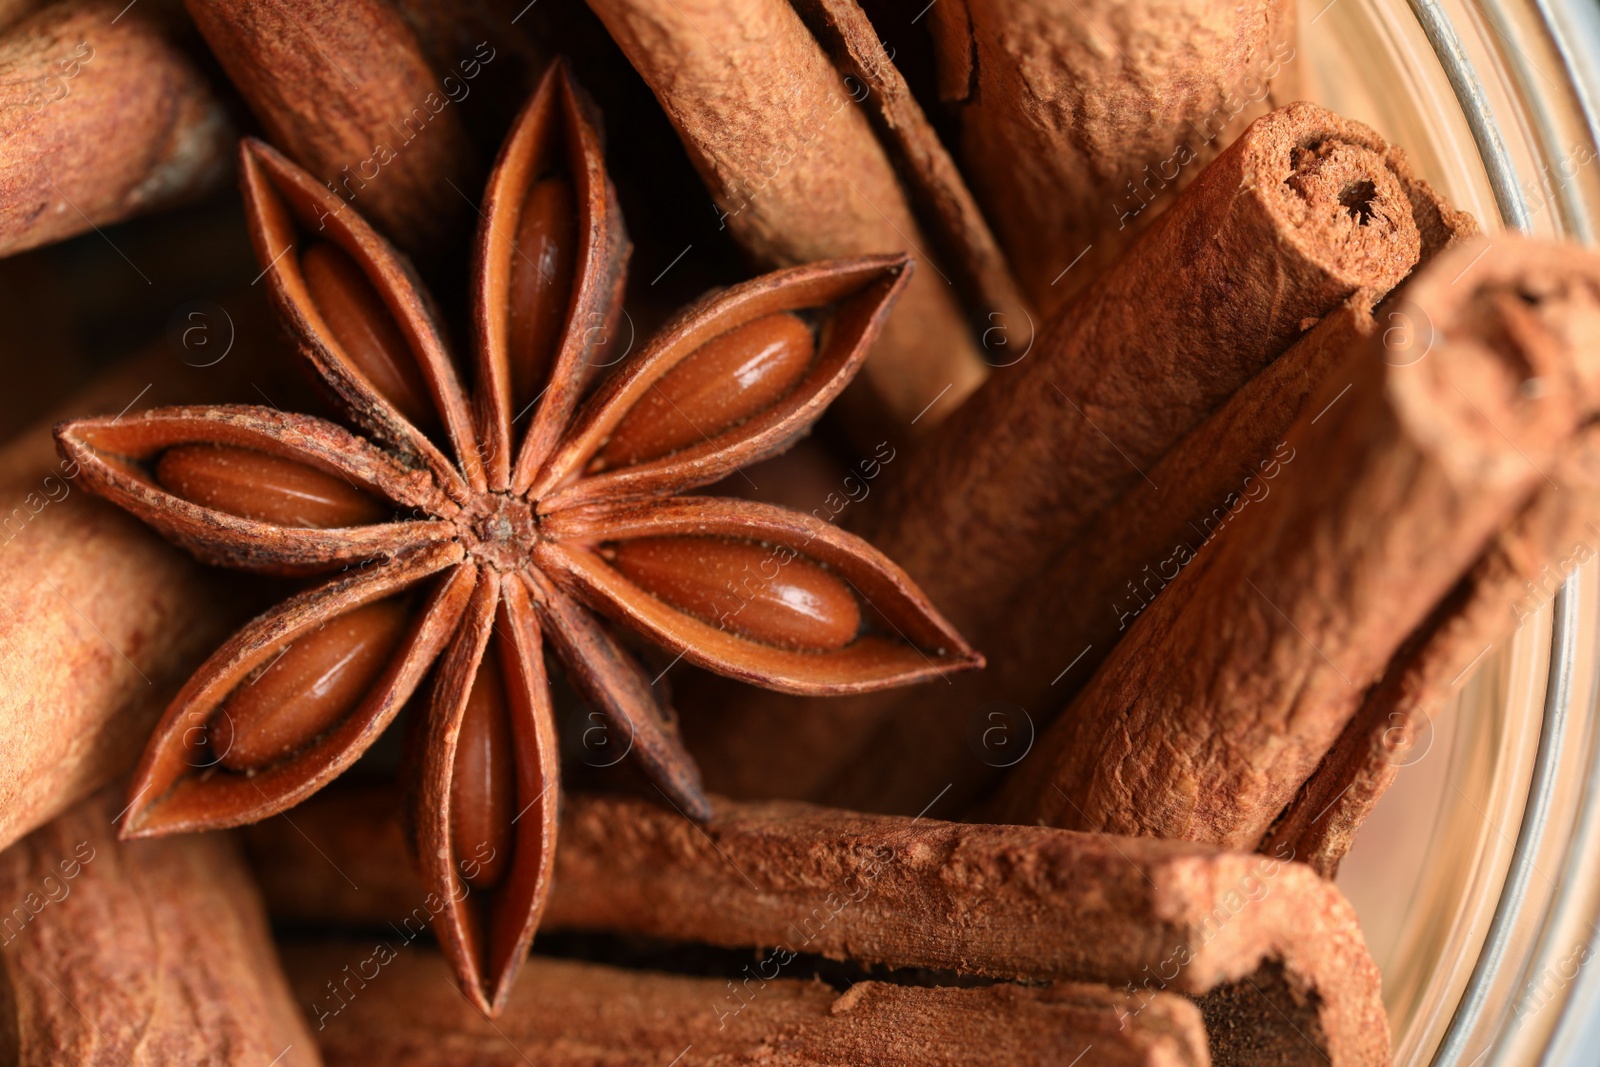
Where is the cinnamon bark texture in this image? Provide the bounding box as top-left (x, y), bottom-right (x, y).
top-left (586, 0), bottom-right (989, 427)
top-left (184, 0), bottom-right (477, 258)
top-left (789, 0), bottom-right (1035, 353)
top-left (283, 943), bottom-right (1208, 1067)
top-left (0, 312), bottom-right (288, 852)
top-left (927, 0), bottom-right (1299, 313)
top-left (0, 0), bottom-right (232, 257)
top-left (246, 787), bottom-right (1388, 1067)
top-left (0, 788), bottom-right (317, 1066)
top-left (690, 101), bottom-right (1465, 806)
top-left (828, 299), bottom-right (1378, 817)
top-left (1263, 424), bottom-right (1600, 876)
top-left (999, 234), bottom-right (1600, 848)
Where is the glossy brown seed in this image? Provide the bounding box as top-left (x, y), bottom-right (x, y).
top-left (451, 642), bottom-right (515, 890)
top-left (302, 242), bottom-right (439, 430)
top-left (509, 176), bottom-right (578, 411)
top-left (600, 312), bottom-right (814, 467)
top-left (609, 537), bottom-right (860, 651)
top-left (155, 443), bottom-right (390, 528)
top-left (212, 598), bottom-right (412, 771)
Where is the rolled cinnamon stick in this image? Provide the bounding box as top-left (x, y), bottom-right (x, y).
top-left (0, 787), bottom-right (316, 1065)
top-left (690, 101), bottom-right (1468, 805)
top-left (927, 0), bottom-right (1299, 313)
top-left (998, 234), bottom-right (1600, 847)
top-left (246, 786), bottom-right (1388, 1067)
top-left (0, 296), bottom-right (285, 852)
top-left (824, 297), bottom-right (1379, 815)
top-left (185, 0), bottom-right (478, 258)
top-left (283, 941), bottom-right (1207, 1066)
top-left (0, 0), bottom-right (232, 258)
top-left (586, 0), bottom-right (989, 427)
top-left (1263, 424), bottom-right (1600, 876)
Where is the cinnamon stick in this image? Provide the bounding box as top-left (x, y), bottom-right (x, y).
top-left (283, 941), bottom-right (1208, 1066)
top-left (691, 101), bottom-right (1468, 805)
top-left (586, 0), bottom-right (990, 427)
top-left (246, 786), bottom-right (1388, 1067)
top-left (0, 0), bottom-right (232, 257)
top-left (927, 0), bottom-right (1299, 313)
top-left (184, 0), bottom-right (479, 258)
top-left (998, 234), bottom-right (1600, 848)
top-left (1262, 424), bottom-right (1600, 876)
top-left (789, 0), bottom-right (1035, 353)
top-left (0, 295), bottom-right (286, 851)
top-left (0, 787), bottom-right (316, 1065)
top-left (824, 298), bottom-right (1378, 815)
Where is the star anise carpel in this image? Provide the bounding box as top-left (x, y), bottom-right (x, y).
top-left (52, 63), bottom-right (982, 1016)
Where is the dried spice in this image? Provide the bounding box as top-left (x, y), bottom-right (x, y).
top-left (1000, 235), bottom-right (1600, 848)
top-left (283, 941), bottom-right (1208, 1067)
top-left (0, 788), bottom-right (314, 1066)
top-left (927, 0), bottom-right (1300, 311)
top-left (586, 0), bottom-right (992, 427)
top-left (1265, 423), bottom-right (1600, 875)
top-left (0, 0), bottom-right (232, 257)
top-left (184, 0), bottom-right (478, 258)
top-left (54, 65), bottom-right (978, 1016)
top-left (693, 101), bottom-right (1470, 808)
top-left (245, 786), bottom-right (1387, 1067)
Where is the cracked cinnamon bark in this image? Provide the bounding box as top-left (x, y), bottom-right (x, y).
top-left (283, 942), bottom-right (1208, 1067)
top-left (999, 234), bottom-right (1600, 851)
top-left (245, 786), bottom-right (1389, 1066)
top-left (1263, 423), bottom-right (1600, 876)
top-left (0, 788), bottom-right (314, 1066)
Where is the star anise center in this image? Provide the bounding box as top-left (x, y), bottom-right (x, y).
top-left (458, 491), bottom-right (540, 572)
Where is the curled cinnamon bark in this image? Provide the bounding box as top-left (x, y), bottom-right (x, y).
top-left (586, 0), bottom-right (989, 426)
top-left (1263, 425), bottom-right (1600, 876)
top-left (0, 788), bottom-right (315, 1066)
top-left (0, 0), bottom-right (232, 257)
top-left (999, 234), bottom-right (1600, 848)
top-left (245, 786), bottom-right (1387, 1067)
top-left (695, 102), bottom-right (1468, 806)
top-left (927, 0), bottom-right (1300, 312)
top-left (789, 0), bottom-right (1035, 353)
top-left (185, 0), bottom-right (479, 257)
top-left (283, 941), bottom-right (1208, 1066)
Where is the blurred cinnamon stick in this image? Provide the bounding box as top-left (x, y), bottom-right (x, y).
top-left (185, 0), bottom-right (478, 258)
top-left (927, 0), bottom-right (1299, 312)
top-left (0, 294), bottom-right (285, 851)
top-left (587, 0), bottom-right (990, 427)
top-left (0, 0), bottom-right (232, 257)
top-left (283, 942), bottom-right (1208, 1066)
top-left (999, 234), bottom-right (1600, 847)
top-left (246, 786), bottom-right (1388, 1066)
top-left (0, 787), bottom-right (316, 1065)
top-left (1264, 424), bottom-right (1600, 875)
top-left (692, 102), bottom-right (1469, 806)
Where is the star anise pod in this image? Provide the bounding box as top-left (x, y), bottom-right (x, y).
top-left (52, 64), bottom-right (980, 1015)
